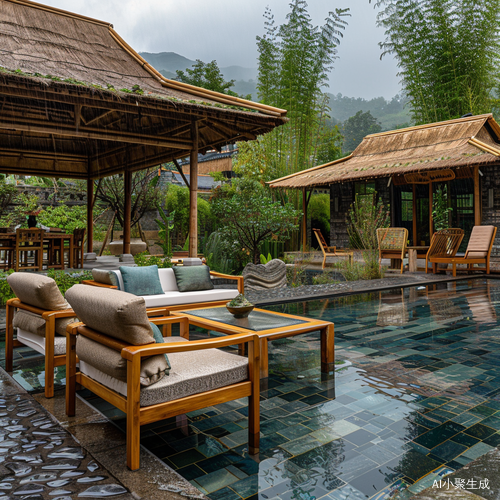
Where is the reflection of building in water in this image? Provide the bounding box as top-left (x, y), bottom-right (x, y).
top-left (377, 290), bottom-right (409, 326)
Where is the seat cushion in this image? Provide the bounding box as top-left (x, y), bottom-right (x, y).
top-left (13, 309), bottom-right (78, 337)
top-left (65, 285), bottom-right (154, 345)
top-left (120, 265), bottom-right (164, 296)
top-left (143, 289), bottom-right (239, 308)
top-left (173, 266), bottom-right (214, 292)
top-left (17, 328), bottom-right (66, 356)
top-left (7, 273), bottom-right (69, 310)
top-left (76, 335), bottom-right (169, 387)
top-left (79, 346), bottom-right (248, 407)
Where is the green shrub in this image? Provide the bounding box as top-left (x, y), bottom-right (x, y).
top-left (335, 251), bottom-right (386, 281)
top-left (312, 270), bottom-right (339, 285)
top-left (134, 252), bottom-right (172, 268)
top-left (38, 204), bottom-right (104, 233)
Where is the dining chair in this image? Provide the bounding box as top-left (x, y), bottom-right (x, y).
top-left (15, 228), bottom-right (45, 272)
top-left (66, 228), bottom-right (85, 268)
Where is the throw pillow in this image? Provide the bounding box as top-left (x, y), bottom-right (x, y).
top-left (120, 265), bottom-right (164, 296)
top-left (91, 269), bottom-right (120, 288)
top-left (172, 265), bottom-right (214, 292)
top-left (149, 322), bottom-right (171, 375)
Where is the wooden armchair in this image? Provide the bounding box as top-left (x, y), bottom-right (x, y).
top-left (313, 228), bottom-right (353, 269)
top-left (6, 273), bottom-right (77, 398)
top-left (429, 225), bottom-right (497, 277)
top-left (15, 228), bottom-right (45, 272)
top-left (376, 228), bottom-right (409, 274)
top-left (426, 228), bottom-right (464, 274)
top-left (65, 284), bottom-right (260, 471)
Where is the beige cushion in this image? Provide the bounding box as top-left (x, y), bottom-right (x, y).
top-left (13, 309), bottom-right (77, 337)
top-left (76, 335), bottom-right (168, 387)
top-left (79, 346), bottom-right (248, 407)
top-left (7, 273), bottom-right (69, 310)
top-left (466, 226), bottom-right (495, 258)
top-left (65, 284), bottom-right (153, 345)
top-left (91, 269), bottom-right (119, 287)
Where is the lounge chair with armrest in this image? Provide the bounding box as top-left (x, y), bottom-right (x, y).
top-left (313, 228), bottom-right (353, 269)
top-left (425, 228), bottom-right (464, 274)
top-left (429, 225), bottom-right (497, 277)
top-left (64, 284), bottom-right (260, 471)
top-left (5, 273), bottom-right (78, 398)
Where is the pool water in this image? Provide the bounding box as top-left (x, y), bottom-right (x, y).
top-left (7, 278), bottom-right (500, 499)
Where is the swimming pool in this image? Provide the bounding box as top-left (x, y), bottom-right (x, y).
top-left (73, 278), bottom-right (500, 498)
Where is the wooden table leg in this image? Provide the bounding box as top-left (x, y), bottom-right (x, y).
top-left (260, 338), bottom-right (268, 379)
top-left (320, 324), bottom-right (335, 374)
top-left (408, 249), bottom-right (417, 273)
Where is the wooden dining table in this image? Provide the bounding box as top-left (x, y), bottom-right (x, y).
top-left (0, 230), bottom-right (75, 269)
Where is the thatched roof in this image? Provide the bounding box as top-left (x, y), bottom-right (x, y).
top-left (268, 114), bottom-right (500, 189)
top-left (0, 0), bottom-right (287, 179)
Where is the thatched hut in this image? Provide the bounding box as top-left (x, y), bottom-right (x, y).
top-left (0, 0), bottom-right (287, 256)
top-left (268, 114), bottom-right (500, 255)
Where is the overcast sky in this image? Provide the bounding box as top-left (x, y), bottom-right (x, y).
top-left (41, 0), bottom-right (401, 100)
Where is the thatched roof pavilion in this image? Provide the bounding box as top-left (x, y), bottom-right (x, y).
top-left (0, 0), bottom-right (287, 256)
top-left (268, 114), bottom-right (500, 250)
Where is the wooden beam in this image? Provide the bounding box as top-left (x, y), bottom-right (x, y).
top-left (75, 105), bottom-right (82, 130)
top-left (429, 182), bottom-right (433, 240)
top-left (0, 120), bottom-right (193, 149)
top-left (84, 109), bottom-right (114, 126)
top-left (474, 166), bottom-right (481, 226)
top-left (302, 188), bottom-right (307, 251)
top-left (412, 184), bottom-right (417, 246)
top-left (189, 121), bottom-right (199, 258)
top-left (123, 169), bottom-right (132, 255)
top-left (172, 158), bottom-right (190, 189)
top-left (210, 119), bottom-right (257, 140)
top-left (87, 174), bottom-right (94, 254)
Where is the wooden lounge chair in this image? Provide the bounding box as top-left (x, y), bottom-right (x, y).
top-left (425, 228), bottom-right (464, 274)
top-left (5, 273), bottom-right (77, 398)
top-left (313, 228), bottom-right (353, 269)
top-left (429, 225), bottom-right (497, 277)
top-left (64, 284), bottom-right (260, 471)
top-left (376, 227), bottom-right (409, 274)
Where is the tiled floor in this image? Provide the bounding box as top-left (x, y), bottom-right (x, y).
top-left (4, 278), bottom-right (500, 499)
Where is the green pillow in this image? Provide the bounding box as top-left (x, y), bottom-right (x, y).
top-left (120, 265), bottom-right (164, 296)
top-left (173, 266), bottom-right (214, 292)
top-left (149, 322), bottom-right (170, 375)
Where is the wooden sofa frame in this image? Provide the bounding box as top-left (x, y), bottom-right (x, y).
top-left (6, 298), bottom-right (76, 398)
top-left (65, 315), bottom-right (260, 471)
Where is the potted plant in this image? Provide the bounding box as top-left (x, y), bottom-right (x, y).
top-left (226, 293), bottom-right (254, 318)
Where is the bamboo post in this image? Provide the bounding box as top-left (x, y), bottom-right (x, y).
top-left (474, 166), bottom-right (481, 226)
top-left (123, 170), bottom-right (132, 255)
top-left (302, 188), bottom-right (307, 251)
top-left (428, 182), bottom-right (433, 240)
top-left (189, 121), bottom-right (199, 258)
top-left (412, 184), bottom-right (417, 246)
top-left (86, 176), bottom-right (93, 254)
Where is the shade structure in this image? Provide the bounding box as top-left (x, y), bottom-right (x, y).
top-left (0, 0), bottom-right (287, 256)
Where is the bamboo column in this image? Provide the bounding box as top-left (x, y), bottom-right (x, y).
top-left (189, 121), bottom-right (199, 258)
top-left (86, 176), bottom-right (93, 253)
top-left (428, 182), bottom-right (433, 239)
top-left (474, 166), bottom-right (481, 226)
top-left (123, 169), bottom-right (132, 255)
top-left (302, 188), bottom-right (307, 251)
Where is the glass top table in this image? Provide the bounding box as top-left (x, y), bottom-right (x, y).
top-left (171, 305), bottom-right (334, 378)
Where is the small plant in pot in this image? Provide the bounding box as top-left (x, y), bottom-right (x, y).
top-left (226, 294), bottom-right (254, 318)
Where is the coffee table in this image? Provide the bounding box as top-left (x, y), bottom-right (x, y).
top-left (171, 306), bottom-right (334, 378)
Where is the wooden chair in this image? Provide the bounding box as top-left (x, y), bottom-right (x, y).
top-left (65, 284), bottom-right (260, 471)
top-left (425, 228), bottom-right (464, 273)
top-left (376, 227), bottom-right (408, 274)
top-left (429, 225), bottom-right (497, 277)
top-left (313, 228), bottom-right (353, 269)
top-left (15, 228), bottom-right (45, 272)
top-left (65, 228), bottom-right (85, 268)
top-left (0, 235), bottom-right (15, 270)
top-left (5, 273), bottom-right (77, 398)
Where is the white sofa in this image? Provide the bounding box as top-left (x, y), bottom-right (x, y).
top-left (87, 267), bottom-right (241, 309)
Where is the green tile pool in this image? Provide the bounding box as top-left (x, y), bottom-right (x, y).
top-left (7, 277), bottom-right (500, 499)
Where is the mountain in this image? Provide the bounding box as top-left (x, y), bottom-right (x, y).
top-left (139, 51), bottom-right (258, 98)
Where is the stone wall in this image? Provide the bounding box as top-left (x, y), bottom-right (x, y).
top-left (480, 165), bottom-right (500, 257)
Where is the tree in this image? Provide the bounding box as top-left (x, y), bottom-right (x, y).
top-left (234, 1), bottom-right (350, 183)
top-left (211, 179), bottom-right (301, 264)
top-left (371, 0), bottom-right (500, 124)
top-left (342, 110), bottom-right (382, 153)
top-left (176, 60), bottom-right (250, 99)
top-left (94, 169), bottom-right (160, 229)
top-left (316, 125), bottom-right (344, 165)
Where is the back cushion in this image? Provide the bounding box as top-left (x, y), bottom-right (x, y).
top-left (7, 273), bottom-right (69, 310)
top-left (158, 268), bottom-right (178, 292)
top-left (65, 284), bottom-right (154, 345)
